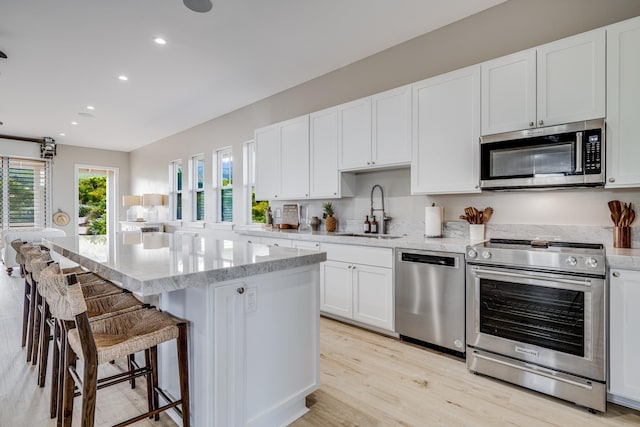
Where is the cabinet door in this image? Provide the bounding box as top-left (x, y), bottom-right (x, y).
top-left (338, 97), bottom-right (372, 170)
top-left (372, 85), bottom-right (412, 166)
top-left (411, 65), bottom-right (481, 194)
top-left (606, 17), bottom-right (640, 188)
top-left (352, 264), bottom-right (393, 331)
top-left (481, 49), bottom-right (536, 135)
top-left (254, 124), bottom-right (281, 200)
top-left (320, 261), bottom-right (353, 318)
top-left (537, 28), bottom-right (605, 127)
top-left (310, 107), bottom-right (340, 198)
top-left (214, 282), bottom-right (247, 426)
top-left (279, 115), bottom-right (310, 199)
top-left (609, 269), bottom-right (640, 404)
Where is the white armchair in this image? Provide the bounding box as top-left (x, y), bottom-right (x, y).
top-left (1, 228), bottom-right (66, 275)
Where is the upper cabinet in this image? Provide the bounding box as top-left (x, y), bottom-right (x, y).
top-left (481, 29), bottom-right (605, 135)
top-left (310, 107), bottom-right (355, 198)
top-left (412, 65), bottom-right (481, 195)
top-left (606, 17), bottom-right (640, 188)
top-left (255, 115), bottom-right (309, 200)
top-left (481, 49), bottom-right (536, 135)
top-left (338, 86), bottom-right (411, 171)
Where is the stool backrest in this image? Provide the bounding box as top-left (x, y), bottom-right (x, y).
top-left (10, 239), bottom-right (26, 265)
top-left (39, 265), bottom-right (87, 321)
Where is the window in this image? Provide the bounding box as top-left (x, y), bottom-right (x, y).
top-left (169, 160), bottom-right (183, 220)
top-left (244, 141), bottom-right (268, 224)
top-left (191, 154), bottom-right (205, 221)
top-left (1, 157), bottom-right (50, 229)
top-left (215, 147), bottom-right (233, 222)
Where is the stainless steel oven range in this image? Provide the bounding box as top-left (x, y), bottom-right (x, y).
top-left (465, 239), bottom-right (606, 412)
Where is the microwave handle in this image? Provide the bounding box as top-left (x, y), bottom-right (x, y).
top-left (575, 131), bottom-right (583, 173)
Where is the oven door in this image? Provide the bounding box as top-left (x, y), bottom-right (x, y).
top-left (466, 264), bottom-right (605, 381)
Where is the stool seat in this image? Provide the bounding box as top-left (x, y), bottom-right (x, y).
top-left (85, 293), bottom-right (143, 321)
top-left (68, 308), bottom-right (181, 365)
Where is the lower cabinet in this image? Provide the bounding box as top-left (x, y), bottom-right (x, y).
top-left (319, 243), bottom-right (394, 332)
top-left (609, 268), bottom-right (640, 410)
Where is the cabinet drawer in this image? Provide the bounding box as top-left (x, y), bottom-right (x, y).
top-left (320, 243), bottom-right (392, 268)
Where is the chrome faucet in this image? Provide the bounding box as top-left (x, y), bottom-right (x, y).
top-left (370, 184), bottom-right (391, 234)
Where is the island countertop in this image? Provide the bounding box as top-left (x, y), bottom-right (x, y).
top-left (44, 232), bottom-right (326, 296)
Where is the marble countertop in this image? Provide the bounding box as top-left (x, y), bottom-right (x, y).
top-left (44, 232), bottom-right (326, 296)
top-left (238, 228), bottom-right (471, 253)
top-left (240, 228), bottom-right (640, 269)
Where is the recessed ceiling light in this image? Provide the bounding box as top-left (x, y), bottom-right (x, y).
top-left (87, 105), bottom-right (95, 110)
top-left (154, 37), bottom-right (167, 45)
top-left (59, 133), bottom-right (65, 137)
top-left (78, 112), bottom-right (94, 118)
top-left (71, 121), bottom-right (78, 125)
top-left (118, 75), bottom-right (128, 81)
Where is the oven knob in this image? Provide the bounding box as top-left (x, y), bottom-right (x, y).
top-left (585, 257), bottom-right (598, 268)
top-left (482, 251), bottom-right (491, 259)
top-left (565, 256), bottom-right (577, 266)
top-left (467, 249), bottom-right (477, 258)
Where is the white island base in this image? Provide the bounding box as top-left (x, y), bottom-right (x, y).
top-left (158, 265), bottom-right (320, 427)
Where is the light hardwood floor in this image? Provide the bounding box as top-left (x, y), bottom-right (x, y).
top-left (1, 270), bottom-right (639, 426)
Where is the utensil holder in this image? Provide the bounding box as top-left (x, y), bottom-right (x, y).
top-left (469, 224), bottom-right (485, 242)
top-left (613, 226), bottom-right (631, 248)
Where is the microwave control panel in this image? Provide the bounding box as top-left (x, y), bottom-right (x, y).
top-left (584, 130), bottom-right (602, 174)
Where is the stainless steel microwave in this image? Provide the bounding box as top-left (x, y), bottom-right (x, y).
top-left (480, 119), bottom-right (605, 190)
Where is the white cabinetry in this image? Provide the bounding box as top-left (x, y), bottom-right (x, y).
top-left (338, 86), bottom-right (411, 171)
top-left (310, 107), bottom-right (355, 198)
top-left (608, 268), bottom-right (640, 410)
top-left (319, 243), bottom-right (394, 332)
top-left (481, 49), bottom-right (536, 135)
top-left (338, 97), bottom-right (372, 170)
top-left (372, 85), bottom-right (412, 167)
top-left (606, 17), bottom-right (640, 188)
top-left (481, 29), bottom-right (605, 135)
top-left (411, 65), bottom-right (481, 194)
top-left (255, 115), bottom-right (309, 200)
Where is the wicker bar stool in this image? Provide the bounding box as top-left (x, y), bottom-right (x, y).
top-left (22, 244), bottom-right (52, 363)
top-left (10, 238), bottom-right (27, 278)
top-left (36, 263), bottom-right (146, 421)
top-left (39, 269), bottom-right (190, 427)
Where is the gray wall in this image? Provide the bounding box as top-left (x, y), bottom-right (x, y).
top-left (130, 0), bottom-right (640, 226)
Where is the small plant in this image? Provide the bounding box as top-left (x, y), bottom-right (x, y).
top-left (322, 202), bottom-right (335, 218)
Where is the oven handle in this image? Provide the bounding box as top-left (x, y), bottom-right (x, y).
top-left (472, 267), bottom-right (592, 287)
top-left (473, 352), bottom-right (593, 390)
top-left (575, 131), bottom-right (583, 173)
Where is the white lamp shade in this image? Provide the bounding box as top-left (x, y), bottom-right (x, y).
top-left (142, 193), bottom-right (164, 206)
top-left (122, 195), bottom-right (142, 207)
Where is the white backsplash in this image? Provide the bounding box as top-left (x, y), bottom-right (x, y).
top-left (266, 168), bottom-right (640, 248)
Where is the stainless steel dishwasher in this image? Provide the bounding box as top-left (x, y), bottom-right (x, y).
top-left (395, 248), bottom-right (465, 355)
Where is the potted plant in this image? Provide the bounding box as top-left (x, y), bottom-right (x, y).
top-left (323, 202), bottom-right (337, 232)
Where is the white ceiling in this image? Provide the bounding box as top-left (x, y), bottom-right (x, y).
top-left (0, 0), bottom-right (505, 152)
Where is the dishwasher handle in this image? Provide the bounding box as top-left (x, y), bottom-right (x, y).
top-left (400, 252), bottom-right (458, 267)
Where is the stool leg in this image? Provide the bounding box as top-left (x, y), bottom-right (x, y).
top-left (37, 303), bottom-right (51, 387)
top-left (26, 278), bottom-right (37, 362)
top-left (21, 281), bottom-right (30, 347)
top-left (50, 321), bottom-right (60, 419)
top-left (31, 292), bottom-right (43, 366)
top-left (150, 346), bottom-right (160, 421)
top-left (80, 360), bottom-right (98, 427)
top-left (128, 354), bottom-right (136, 389)
top-left (145, 349), bottom-right (154, 418)
top-left (61, 339), bottom-right (75, 427)
top-left (177, 323), bottom-right (190, 427)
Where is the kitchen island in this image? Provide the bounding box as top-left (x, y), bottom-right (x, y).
top-left (45, 232), bottom-right (326, 427)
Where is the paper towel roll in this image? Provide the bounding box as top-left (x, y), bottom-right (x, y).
top-left (425, 206), bottom-right (443, 237)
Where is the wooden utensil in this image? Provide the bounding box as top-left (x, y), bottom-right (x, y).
top-left (608, 200), bottom-right (622, 226)
top-left (482, 207), bottom-right (493, 224)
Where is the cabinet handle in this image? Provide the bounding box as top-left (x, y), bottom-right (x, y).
top-left (237, 287), bottom-right (245, 294)
top-left (347, 265), bottom-right (352, 269)
top-left (529, 121), bottom-right (534, 127)
top-left (351, 265), bottom-right (356, 270)
top-left (273, 243), bottom-right (279, 247)
top-left (609, 178), bottom-right (615, 183)
top-left (333, 192), bottom-right (337, 195)
top-left (274, 195), bottom-right (278, 198)
top-left (305, 194), bottom-right (308, 197)
top-left (372, 161), bottom-right (375, 165)
top-left (538, 120), bottom-right (544, 126)
top-left (367, 162), bottom-right (371, 165)
top-left (612, 272), bottom-right (620, 278)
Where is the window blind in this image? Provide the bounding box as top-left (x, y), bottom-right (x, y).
top-left (2, 157), bottom-right (49, 229)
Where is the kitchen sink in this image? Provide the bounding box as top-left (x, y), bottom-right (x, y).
top-left (334, 233), bottom-right (402, 239)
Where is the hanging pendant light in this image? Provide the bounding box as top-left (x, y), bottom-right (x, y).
top-left (183, 0), bottom-right (212, 13)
